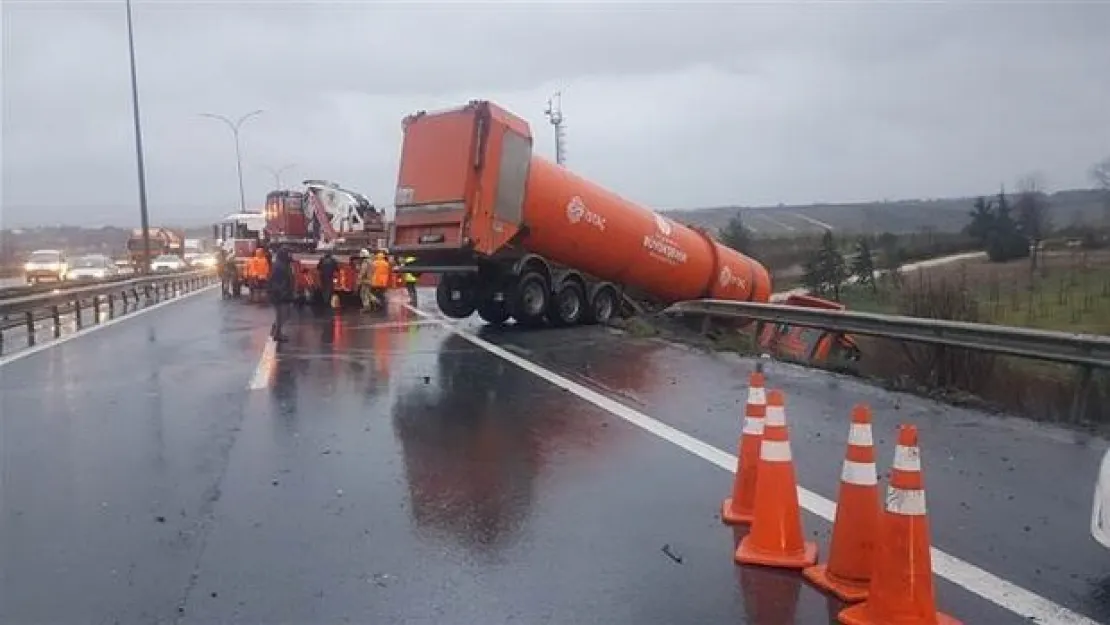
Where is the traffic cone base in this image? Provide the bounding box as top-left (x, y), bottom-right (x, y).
top-left (721, 497), bottom-right (754, 525)
top-left (734, 534), bottom-right (818, 570)
top-left (802, 563), bottom-right (869, 603)
top-left (838, 600), bottom-right (962, 625)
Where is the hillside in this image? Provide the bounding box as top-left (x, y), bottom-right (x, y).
top-left (663, 188), bottom-right (1107, 236)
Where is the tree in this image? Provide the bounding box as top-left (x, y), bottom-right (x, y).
top-left (1091, 156), bottom-right (1110, 227)
top-left (817, 229), bottom-right (848, 300)
top-left (851, 237), bottom-right (877, 293)
top-left (965, 196), bottom-right (995, 246)
top-left (801, 255), bottom-right (826, 295)
top-left (719, 211), bottom-right (752, 254)
top-left (971, 186), bottom-right (1029, 263)
top-left (1014, 174), bottom-right (1052, 272)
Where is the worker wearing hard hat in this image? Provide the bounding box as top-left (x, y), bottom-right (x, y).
top-left (400, 256), bottom-right (419, 305)
top-left (369, 251), bottom-right (392, 309)
top-left (356, 249), bottom-right (377, 312)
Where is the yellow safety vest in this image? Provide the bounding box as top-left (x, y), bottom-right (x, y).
top-left (403, 257), bottom-right (418, 283)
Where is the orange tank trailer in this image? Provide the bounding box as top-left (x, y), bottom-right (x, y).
top-left (391, 100), bottom-right (771, 327)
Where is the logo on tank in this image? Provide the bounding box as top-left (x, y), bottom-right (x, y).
top-left (719, 265), bottom-right (748, 290)
top-left (642, 213), bottom-right (687, 265)
top-left (565, 196), bottom-right (606, 231)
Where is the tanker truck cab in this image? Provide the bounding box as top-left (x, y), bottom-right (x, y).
top-left (392, 100), bottom-right (771, 329)
top-left (392, 101), bottom-right (622, 327)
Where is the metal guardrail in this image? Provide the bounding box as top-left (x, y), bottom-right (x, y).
top-left (665, 299), bottom-right (1110, 369)
top-left (0, 270), bottom-right (218, 354)
top-left (666, 299), bottom-right (1110, 422)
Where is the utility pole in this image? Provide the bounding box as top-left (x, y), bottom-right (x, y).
top-left (544, 91), bottom-right (566, 166)
top-left (200, 109), bottom-right (264, 212)
top-left (125, 0), bottom-right (152, 274)
top-left (262, 163), bottom-right (296, 190)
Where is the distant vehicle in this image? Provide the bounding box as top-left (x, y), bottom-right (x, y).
top-left (1093, 448), bottom-right (1110, 550)
top-left (150, 254), bottom-right (187, 272)
top-left (23, 249), bottom-right (68, 285)
top-left (127, 227), bottom-right (185, 267)
top-left (188, 253), bottom-right (218, 269)
top-left (66, 254), bottom-right (117, 281)
top-left (114, 259), bottom-right (136, 276)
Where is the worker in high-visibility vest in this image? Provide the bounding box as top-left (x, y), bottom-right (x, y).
top-left (400, 256), bottom-right (418, 305)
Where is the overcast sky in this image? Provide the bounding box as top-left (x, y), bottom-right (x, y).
top-left (2, 1), bottom-right (1108, 228)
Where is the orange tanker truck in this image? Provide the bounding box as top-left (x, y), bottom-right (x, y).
top-left (391, 100), bottom-right (772, 327)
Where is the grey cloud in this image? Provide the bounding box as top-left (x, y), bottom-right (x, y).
top-left (2, 1), bottom-right (1109, 228)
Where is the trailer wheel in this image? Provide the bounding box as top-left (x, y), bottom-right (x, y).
top-left (436, 274), bottom-right (477, 319)
top-left (585, 286), bottom-right (617, 325)
top-left (477, 299), bottom-right (510, 325)
top-left (510, 271), bottom-right (549, 327)
top-left (548, 281), bottom-right (585, 327)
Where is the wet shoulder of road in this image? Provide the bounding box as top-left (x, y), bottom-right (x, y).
top-left (2, 289), bottom-right (1106, 624)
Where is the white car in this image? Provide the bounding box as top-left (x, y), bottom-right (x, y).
top-left (66, 254), bottom-right (117, 281)
top-left (1092, 448), bottom-right (1110, 549)
top-left (24, 249), bottom-right (68, 284)
top-left (150, 254), bottom-right (187, 272)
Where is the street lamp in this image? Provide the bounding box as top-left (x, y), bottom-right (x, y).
top-left (262, 163), bottom-right (296, 190)
top-left (124, 0), bottom-right (152, 274)
top-left (199, 109), bottom-right (264, 213)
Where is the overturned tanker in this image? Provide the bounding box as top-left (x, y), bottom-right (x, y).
top-left (390, 100), bottom-right (772, 327)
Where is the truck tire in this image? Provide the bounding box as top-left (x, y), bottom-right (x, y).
top-left (477, 299), bottom-right (510, 325)
top-left (585, 286), bottom-right (617, 325)
top-left (510, 271), bottom-right (549, 327)
top-left (436, 274), bottom-right (477, 318)
top-left (548, 281), bottom-right (586, 327)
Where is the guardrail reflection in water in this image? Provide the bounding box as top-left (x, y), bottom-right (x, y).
top-left (0, 270), bottom-right (218, 355)
top-left (665, 298), bottom-right (1110, 422)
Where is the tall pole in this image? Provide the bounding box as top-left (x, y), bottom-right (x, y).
top-left (200, 109), bottom-right (263, 212)
top-left (544, 91), bottom-right (566, 166)
top-left (262, 163), bottom-right (296, 190)
top-left (125, 0), bottom-right (152, 274)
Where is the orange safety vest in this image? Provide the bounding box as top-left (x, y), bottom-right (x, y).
top-left (370, 258), bottom-right (391, 288)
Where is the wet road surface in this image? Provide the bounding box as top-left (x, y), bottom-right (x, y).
top-left (1, 288), bottom-right (1106, 624)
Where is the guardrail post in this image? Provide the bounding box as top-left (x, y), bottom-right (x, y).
top-left (25, 311), bottom-right (35, 346)
top-left (74, 299), bottom-right (83, 330)
top-left (92, 295), bottom-right (101, 324)
top-left (52, 305), bottom-right (61, 338)
top-left (107, 293), bottom-right (115, 319)
top-left (1069, 365), bottom-right (1093, 424)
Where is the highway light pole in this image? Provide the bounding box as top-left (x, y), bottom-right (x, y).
top-left (125, 0), bottom-right (152, 274)
top-left (262, 163), bottom-right (296, 190)
top-left (200, 109), bottom-right (263, 213)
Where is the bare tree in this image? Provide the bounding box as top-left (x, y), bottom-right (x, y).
top-left (1091, 156), bottom-right (1110, 227)
top-left (1014, 173), bottom-right (1051, 273)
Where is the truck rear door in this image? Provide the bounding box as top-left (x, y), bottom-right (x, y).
top-left (392, 101), bottom-right (530, 261)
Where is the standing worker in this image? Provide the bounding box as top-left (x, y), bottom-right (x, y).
top-left (357, 249), bottom-right (377, 312)
top-left (317, 252), bottom-right (339, 310)
top-left (370, 251), bottom-right (392, 310)
top-left (400, 255), bottom-right (419, 305)
top-left (268, 248), bottom-right (295, 342)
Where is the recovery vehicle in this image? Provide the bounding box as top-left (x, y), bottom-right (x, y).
top-left (389, 100), bottom-right (773, 327)
top-left (213, 211), bottom-right (266, 297)
top-left (126, 227), bottom-right (185, 270)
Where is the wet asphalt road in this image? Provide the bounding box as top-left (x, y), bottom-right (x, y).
top-left (1, 288), bottom-right (1107, 624)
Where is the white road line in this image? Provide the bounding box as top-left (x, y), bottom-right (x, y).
top-left (247, 338), bottom-right (278, 390)
top-left (0, 284), bottom-right (220, 369)
top-left (405, 303), bottom-right (1098, 625)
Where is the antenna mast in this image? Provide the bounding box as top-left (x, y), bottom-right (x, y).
top-left (544, 91), bottom-right (566, 166)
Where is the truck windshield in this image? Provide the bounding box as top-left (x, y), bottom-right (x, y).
top-left (28, 252), bottom-right (61, 263)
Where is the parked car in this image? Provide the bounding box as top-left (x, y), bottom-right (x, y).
top-left (23, 249), bottom-right (68, 284)
top-left (1092, 448), bottom-right (1110, 549)
top-left (150, 254), bottom-right (187, 272)
top-left (66, 254), bottom-right (117, 281)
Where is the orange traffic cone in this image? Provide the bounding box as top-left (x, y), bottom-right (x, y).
top-left (838, 424), bottom-right (962, 625)
top-left (734, 389), bottom-right (818, 569)
top-left (804, 404), bottom-right (881, 602)
top-left (721, 369), bottom-right (767, 525)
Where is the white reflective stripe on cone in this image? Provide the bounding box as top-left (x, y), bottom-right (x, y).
top-left (893, 444), bottom-right (922, 472)
top-left (848, 423), bottom-right (873, 447)
top-left (747, 387), bottom-right (766, 405)
top-left (760, 440), bottom-right (792, 462)
top-left (885, 487), bottom-right (927, 516)
top-left (765, 405), bottom-right (785, 427)
top-left (841, 460), bottom-right (878, 486)
top-left (742, 416), bottom-right (765, 435)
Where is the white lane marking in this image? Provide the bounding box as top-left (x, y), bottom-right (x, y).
top-left (0, 284), bottom-right (220, 369)
top-left (247, 338), bottom-right (278, 390)
top-left (405, 304), bottom-right (1099, 625)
